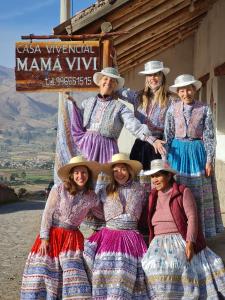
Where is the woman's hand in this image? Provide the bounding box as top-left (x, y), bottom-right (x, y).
top-left (153, 139), bottom-right (166, 156)
top-left (185, 241), bottom-right (195, 261)
top-left (38, 239), bottom-right (50, 256)
top-left (64, 91), bottom-right (75, 103)
top-left (205, 162), bottom-right (213, 177)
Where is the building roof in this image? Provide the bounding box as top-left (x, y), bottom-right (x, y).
top-left (54, 0), bottom-right (218, 74)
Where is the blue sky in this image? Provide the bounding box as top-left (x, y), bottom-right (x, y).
top-left (0, 0), bottom-right (96, 68)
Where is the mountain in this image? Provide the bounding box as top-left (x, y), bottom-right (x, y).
top-left (0, 66), bottom-right (58, 130)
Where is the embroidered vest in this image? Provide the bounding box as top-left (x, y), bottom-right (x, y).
top-left (82, 96), bottom-right (124, 139)
top-left (103, 182), bottom-right (147, 221)
top-left (173, 101), bottom-right (206, 138)
top-left (148, 182), bottom-right (206, 254)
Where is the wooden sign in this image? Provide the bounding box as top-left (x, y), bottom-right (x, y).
top-left (15, 40), bottom-right (111, 92)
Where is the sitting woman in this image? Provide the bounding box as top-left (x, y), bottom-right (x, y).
top-left (21, 156), bottom-right (102, 300)
top-left (142, 159), bottom-right (225, 300)
top-left (83, 153), bottom-right (155, 300)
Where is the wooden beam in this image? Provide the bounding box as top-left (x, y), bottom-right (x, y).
top-left (113, 0), bottom-right (188, 43)
top-left (115, 2), bottom-right (208, 56)
top-left (119, 30), bottom-right (196, 74)
top-left (65, 0), bottom-right (168, 35)
top-left (21, 31), bottom-right (129, 41)
top-left (117, 21), bottom-right (199, 67)
top-left (54, 0), bottom-right (130, 35)
top-left (115, 0), bottom-right (210, 49)
top-left (117, 16), bottom-right (202, 59)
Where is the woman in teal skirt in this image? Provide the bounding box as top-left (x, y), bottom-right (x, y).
top-left (164, 74), bottom-right (224, 238)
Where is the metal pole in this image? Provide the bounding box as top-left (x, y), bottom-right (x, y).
top-left (60, 0), bottom-right (71, 23)
top-left (55, 0), bottom-right (72, 184)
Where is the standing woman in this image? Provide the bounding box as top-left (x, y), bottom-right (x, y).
top-left (21, 156), bottom-right (102, 300)
top-left (83, 153), bottom-right (155, 300)
top-left (164, 74), bottom-right (224, 238)
top-left (142, 159), bottom-right (225, 299)
top-left (66, 66), bottom-right (166, 164)
top-left (117, 60), bottom-right (177, 170)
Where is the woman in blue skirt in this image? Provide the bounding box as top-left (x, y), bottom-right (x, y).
top-left (164, 74), bottom-right (224, 238)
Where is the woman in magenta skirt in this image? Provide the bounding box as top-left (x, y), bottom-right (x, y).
top-left (83, 153), bottom-right (155, 300)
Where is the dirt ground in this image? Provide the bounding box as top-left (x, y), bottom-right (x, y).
top-left (0, 199), bottom-right (225, 300)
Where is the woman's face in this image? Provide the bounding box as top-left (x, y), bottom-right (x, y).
top-left (99, 75), bottom-right (118, 96)
top-left (151, 171), bottom-right (172, 192)
top-left (72, 166), bottom-right (89, 189)
top-left (146, 72), bottom-right (162, 90)
top-left (112, 163), bottom-right (130, 185)
top-left (177, 85), bottom-right (195, 104)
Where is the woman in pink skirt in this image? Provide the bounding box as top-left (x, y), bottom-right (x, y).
top-left (83, 153), bottom-right (155, 300)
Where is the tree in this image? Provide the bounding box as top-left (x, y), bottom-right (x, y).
top-left (21, 171), bottom-right (26, 179)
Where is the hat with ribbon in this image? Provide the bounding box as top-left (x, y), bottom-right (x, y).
top-left (139, 60), bottom-right (170, 76)
top-left (144, 159), bottom-right (177, 176)
top-left (169, 74), bottom-right (202, 93)
top-left (102, 153), bottom-right (142, 176)
top-left (57, 156), bottom-right (101, 181)
top-left (93, 67), bottom-right (125, 90)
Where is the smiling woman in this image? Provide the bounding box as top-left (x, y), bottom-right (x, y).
top-left (66, 66), bottom-right (166, 164)
top-left (20, 155), bottom-right (103, 299)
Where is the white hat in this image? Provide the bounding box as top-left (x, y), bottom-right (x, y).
top-left (57, 156), bottom-right (101, 181)
top-left (139, 60), bottom-right (170, 76)
top-left (93, 67), bottom-right (125, 90)
top-left (144, 159), bottom-right (176, 176)
top-left (102, 153), bottom-right (142, 176)
top-left (169, 74), bottom-right (202, 93)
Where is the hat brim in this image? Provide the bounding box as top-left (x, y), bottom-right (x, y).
top-left (93, 72), bottom-right (125, 91)
top-left (102, 160), bottom-right (142, 176)
top-left (57, 161), bottom-right (101, 181)
top-left (144, 167), bottom-right (177, 176)
top-left (139, 67), bottom-right (170, 76)
top-left (169, 80), bottom-right (202, 93)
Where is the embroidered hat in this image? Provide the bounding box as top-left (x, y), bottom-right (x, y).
top-left (139, 60), bottom-right (170, 76)
top-left (93, 67), bottom-right (125, 90)
top-left (57, 156), bottom-right (101, 181)
top-left (144, 159), bottom-right (177, 176)
top-left (102, 153), bottom-right (142, 176)
top-left (169, 74), bottom-right (202, 93)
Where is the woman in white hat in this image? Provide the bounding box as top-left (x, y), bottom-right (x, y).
top-left (164, 74), bottom-right (224, 238)
top-left (21, 156), bottom-right (103, 299)
top-left (117, 60), bottom-right (178, 170)
top-left (83, 153), bottom-right (155, 299)
top-left (66, 66), bottom-right (166, 164)
top-left (142, 159), bottom-right (225, 299)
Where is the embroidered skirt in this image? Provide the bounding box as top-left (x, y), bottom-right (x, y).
top-left (71, 103), bottom-right (118, 163)
top-left (83, 227), bottom-right (154, 299)
top-left (21, 227), bottom-right (91, 300)
top-left (168, 139), bottom-right (224, 238)
top-left (142, 233), bottom-right (225, 300)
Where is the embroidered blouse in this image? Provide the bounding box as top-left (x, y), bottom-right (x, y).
top-left (99, 180), bottom-right (147, 222)
top-left (164, 100), bottom-right (216, 163)
top-left (117, 88), bottom-right (177, 138)
top-left (40, 184), bottom-right (102, 239)
top-left (81, 95), bottom-right (155, 143)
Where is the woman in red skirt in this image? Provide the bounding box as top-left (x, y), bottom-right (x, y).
top-left (21, 156), bottom-right (102, 300)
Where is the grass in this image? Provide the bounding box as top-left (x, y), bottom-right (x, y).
top-left (0, 168), bottom-right (54, 193)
